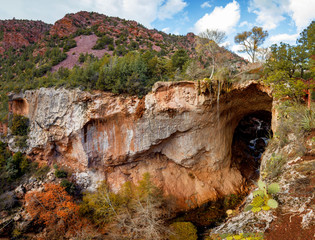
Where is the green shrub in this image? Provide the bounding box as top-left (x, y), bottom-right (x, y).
top-left (301, 110), bottom-right (315, 131)
top-left (5, 151), bottom-right (27, 179)
top-left (0, 141), bottom-right (10, 169)
top-left (81, 173), bottom-right (169, 239)
top-left (78, 53), bottom-right (85, 63)
top-left (60, 179), bottom-right (77, 195)
top-left (34, 64), bottom-right (52, 77)
top-left (171, 49), bottom-right (189, 70)
top-left (223, 194), bottom-right (243, 209)
top-left (75, 28), bottom-right (92, 36)
top-left (271, 102), bottom-right (314, 151)
top-left (19, 155), bottom-right (29, 173)
top-left (33, 163), bottom-right (50, 180)
top-left (10, 114), bottom-right (29, 136)
top-left (128, 41), bottom-right (139, 50)
top-left (108, 44), bottom-right (115, 51)
top-left (263, 35), bottom-right (313, 101)
top-left (55, 168), bottom-right (68, 178)
top-left (0, 191), bottom-right (16, 211)
top-left (169, 222), bottom-right (198, 240)
top-left (0, 155), bottom-right (5, 170)
top-left (51, 55), bottom-right (67, 66)
top-left (62, 38), bottom-right (77, 52)
top-left (263, 153), bottom-right (286, 179)
top-left (12, 228), bottom-right (22, 238)
top-left (80, 181), bottom-right (126, 225)
top-left (14, 135), bottom-right (28, 149)
top-left (245, 180), bottom-right (280, 213)
top-left (114, 45), bottom-right (127, 56)
top-left (92, 35), bottom-right (114, 50)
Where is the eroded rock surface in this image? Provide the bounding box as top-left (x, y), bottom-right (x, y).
top-left (8, 81), bottom-right (273, 210)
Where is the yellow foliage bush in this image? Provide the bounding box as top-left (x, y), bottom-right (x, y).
top-left (169, 222), bottom-right (198, 240)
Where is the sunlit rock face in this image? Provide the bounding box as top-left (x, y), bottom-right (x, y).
top-left (8, 81), bottom-right (273, 210)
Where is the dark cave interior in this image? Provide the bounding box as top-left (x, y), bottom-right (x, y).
top-left (231, 110), bottom-right (272, 182)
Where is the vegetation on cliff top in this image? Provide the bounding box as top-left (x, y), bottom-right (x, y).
top-left (263, 21), bottom-right (315, 101)
top-left (0, 11), bottom-right (245, 120)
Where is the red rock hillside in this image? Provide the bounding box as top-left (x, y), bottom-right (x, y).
top-left (0, 19), bottom-right (51, 54)
top-left (0, 11), bottom-right (246, 74)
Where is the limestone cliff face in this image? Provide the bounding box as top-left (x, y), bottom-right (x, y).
top-left (8, 81), bottom-right (273, 209)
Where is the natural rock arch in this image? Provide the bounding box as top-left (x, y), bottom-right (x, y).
top-left (9, 81), bottom-right (273, 210)
top-left (100, 82), bottom-right (274, 209)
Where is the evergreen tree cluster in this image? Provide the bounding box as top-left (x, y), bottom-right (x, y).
top-left (264, 21), bottom-right (314, 100)
top-left (0, 45), bottom-right (191, 118)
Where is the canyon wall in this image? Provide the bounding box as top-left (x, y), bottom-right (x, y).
top-left (8, 81), bottom-right (273, 209)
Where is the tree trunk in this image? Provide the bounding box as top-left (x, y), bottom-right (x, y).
top-left (307, 89), bottom-right (311, 110)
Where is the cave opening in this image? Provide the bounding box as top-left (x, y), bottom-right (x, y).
top-left (231, 110), bottom-right (272, 182)
top-left (11, 98), bottom-right (29, 115)
top-left (171, 110), bottom-right (274, 238)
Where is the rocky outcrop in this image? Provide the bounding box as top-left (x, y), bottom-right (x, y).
top-left (8, 81), bottom-right (273, 210)
top-left (49, 11), bottom-right (166, 40)
top-left (0, 19), bottom-right (51, 51)
top-left (209, 136), bottom-right (315, 238)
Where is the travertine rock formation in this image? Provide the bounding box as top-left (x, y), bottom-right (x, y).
top-left (8, 81), bottom-right (273, 209)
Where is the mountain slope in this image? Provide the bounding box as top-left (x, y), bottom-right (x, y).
top-left (0, 11), bottom-right (246, 120)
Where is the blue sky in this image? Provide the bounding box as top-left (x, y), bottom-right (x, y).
top-left (0, 0), bottom-right (314, 55)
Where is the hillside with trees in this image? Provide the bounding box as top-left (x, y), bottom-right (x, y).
top-left (0, 11), bottom-right (314, 240)
top-left (0, 11), bottom-right (246, 121)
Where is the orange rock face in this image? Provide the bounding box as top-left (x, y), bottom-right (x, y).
top-left (50, 18), bottom-right (77, 38)
top-left (9, 81), bottom-right (273, 210)
top-left (10, 99), bottom-right (29, 116)
top-left (0, 122), bottom-right (7, 135)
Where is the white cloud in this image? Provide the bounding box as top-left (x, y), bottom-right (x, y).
top-left (249, 0), bottom-right (315, 31)
top-left (0, 0), bottom-right (75, 24)
top-left (231, 44), bottom-right (243, 53)
top-left (269, 33), bottom-right (299, 44)
top-left (79, 0), bottom-right (159, 27)
top-left (248, 0), bottom-right (288, 30)
top-left (181, 11), bottom-right (190, 22)
top-left (162, 27), bottom-right (171, 33)
top-left (220, 41), bottom-right (230, 48)
top-left (0, 0), bottom-right (188, 33)
top-left (1, 0), bottom-right (189, 29)
top-left (201, 1), bottom-right (212, 8)
top-left (231, 44), bottom-right (250, 60)
top-left (288, 0), bottom-right (315, 31)
top-left (158, 0), bottom-right (187, 20)
top-left (239, 21), bottom-right (250, 27)
top-left (78, 0), bottom-right (187, 28)
top-left (194, 0), bottom-right (240, 34)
